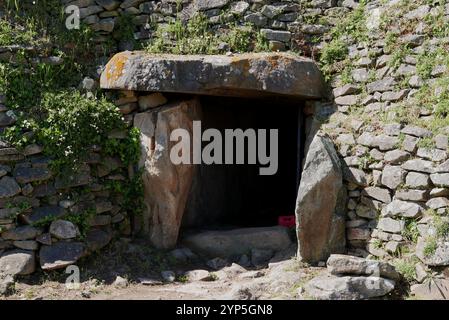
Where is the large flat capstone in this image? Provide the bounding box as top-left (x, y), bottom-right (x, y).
top-left (100, 52), bottom-right (324, 99)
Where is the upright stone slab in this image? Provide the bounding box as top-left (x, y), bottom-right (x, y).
top-left (295, 133), bottom-right (346, 263)
top-left (134, 99), bottom-right (202, 249)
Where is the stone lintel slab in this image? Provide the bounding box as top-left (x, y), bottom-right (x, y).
top-left (100, 51), bottom-right (325, 99)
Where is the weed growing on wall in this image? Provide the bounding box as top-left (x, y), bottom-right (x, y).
top-left (146, 12), bottom-right (269, 54)
top-left (319, 1), bottom-right (368, 81)
top-left (35, 91), bottom-right (125, 172)
top-left (114, 13), bottom-right (138, 49)
top-left (0, 18), bottom-right (37, 46)
top-left (393, 258), bottom-right (417, 282)
top-left (421, 211), bottom-right (449, 257)
top-left (106, 168), bottom-right (145, 218)
top-left (32, 208), bottom-right (95, 240)
top-left (318, 0), bottom-right (449, 138)
top-left (0, 52), bottom-right (127, 174)
top-left (423, 237), bottom-right (438, 257)
top-left (402, 219), bottom-right (420, 244)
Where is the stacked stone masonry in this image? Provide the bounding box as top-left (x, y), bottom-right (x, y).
top-left (0, 91), bottom-right (132, 273)
top-left (317, 0), bottom-right (449, 287)
top-left (1, 58), bottom-right (132, 277)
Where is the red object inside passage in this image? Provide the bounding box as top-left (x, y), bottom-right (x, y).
top-left (278, 215), bottom-right (296, 228)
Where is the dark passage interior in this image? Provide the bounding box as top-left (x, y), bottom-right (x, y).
top-left (181, 96), bottom-right (305, 231)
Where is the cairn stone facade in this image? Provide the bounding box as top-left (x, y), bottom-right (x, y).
top-left (313, 0), bottom-right (449, 292)
top-left (2, 1), bottom-right (449, 298)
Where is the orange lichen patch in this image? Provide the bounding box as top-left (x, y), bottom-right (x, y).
top-left (265, 55), bottom-right (281, 70)
top-left (230, 56), bottom-right (251, 77)
top-left (230, 54), bottom-right (293, 78)
top-left (103, 52), bottom-right (130, 85)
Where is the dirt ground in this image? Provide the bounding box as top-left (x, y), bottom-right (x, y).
top-left (1, 238), bottom-right (324, 300)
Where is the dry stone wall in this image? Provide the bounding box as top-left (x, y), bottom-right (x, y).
top-left (0, 88), bottom-right (132, 275)
top-left (312, 0), bottom-right (449, 288)
top-left (0, 50), bottom-right (133, 279)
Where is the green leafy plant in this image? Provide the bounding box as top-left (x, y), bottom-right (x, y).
top-left (105, 127), bottom-right (141, 166)
top-left (255, 31), bottom-right (270, 52)
top-left (423, 236), bottom-right (438, 257)
top-left (224, 24), bottom-right (254, 53)
top-left (417, 136), bottom-right (435, 149)
top-left (403, 219), bottom-right (420, 243)
top-left (417, 50), bottom-right (438, 79)
top-left (389, 47), bottom-right (409, 70)
top-left (35, 91), bottom-right (124, 173)
top-left (0, 17), bottom-right (38, 46)
top-left (114, 13), bottom-right (137, 47)
top-left (319, 39), bottom-right (348, 79)
top-left (147, 13), bottom-right (218, 54)
top-left (106, 170), bottom-right (145, 217)
top-left (372, 238), bottom-right (384, 249)
top-left (433, 215), bottom-right (449, 239)
top-left (176, 275), bottom-right (189, 283)
top-left (420, 212), bottom-right (449, 257)
top-left (358, 153), bottom-right (375, 170)
top-left (65, 209), bottom-right (96, 239)
top-left (207, 273), bottom-right (219, 281)
top-left (32, 209), bottom-right (95, 240)
top-left (425, 5), bottom-right (449, 37)
top-left (318, 1), bottom-right (367, 80)
top-left (393, 258), bottom-right (417, 282)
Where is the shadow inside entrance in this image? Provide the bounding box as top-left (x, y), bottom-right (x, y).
top-left (181, 96), bottom-right (304, 230)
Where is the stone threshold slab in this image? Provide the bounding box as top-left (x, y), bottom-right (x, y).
top-left (181, 226), bottom-right (293, 257)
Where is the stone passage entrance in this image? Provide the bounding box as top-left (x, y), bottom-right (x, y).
top-left (182, 96), bottom-right (303, 230)
top-left (101, 51), bottom-right (344, 263)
